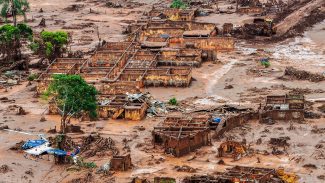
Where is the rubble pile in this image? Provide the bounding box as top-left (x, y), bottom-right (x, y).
top-left (0, 164), bottom-right (12, 174)
top-left (9, 140), bottom-right (25, 152)
top-left (6, 105), bottom-right (27, 115)
top-left (79, 135), bottom-right (118, 158)
top-left (283, 67), bottom-right (325, 82)
top-left (174, 165), bottom-right (197, 173)
top-left (269, 137), bottom-right (290, 147)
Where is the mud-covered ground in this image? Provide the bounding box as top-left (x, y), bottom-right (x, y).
top-left (0, 0), bottom-right (324, 183)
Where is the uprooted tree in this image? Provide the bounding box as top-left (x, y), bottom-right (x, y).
top-left (44, 74), bottom-right (97, 134)
top-left (30, 30), bottom-right (69, 61)
top-left (0, 0), bottom-right (30, 26)
top-left (0, 23), bottom-right (32, 62)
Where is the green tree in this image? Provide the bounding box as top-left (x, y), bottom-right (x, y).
top-left (45, 74), bottom-right (97, 133)
top-left (0, 23), bottom-right (32, 61)
top-left (170, 0), bottom-right (188, 9)
top-left (32, 31), bottom-right (69, 61)
top-left (0, 0), bottom-right (30, 26)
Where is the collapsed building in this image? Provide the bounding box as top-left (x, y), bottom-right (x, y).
top-left (152, 116), bottom-right (211, 157)
top-left (109, 154), bottom-right (132, 171)
top-left (37, 7), bottom-right (235, 121)
top-left (260, 94), bottom-right (305, 123)
top-left (218, 141), bottom-right (248, 161)
top-left (183, 166), bottom-right (297, 183)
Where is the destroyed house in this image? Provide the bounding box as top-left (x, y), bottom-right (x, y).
top-left (161, 116), bottom-right (210, 128)
top-left (97, 94), bottom-right (147, 121)
top-left (260, 94), bottom-right (305, 122)
top-left (183, 166), bottom-right (277, 183)
top-left (153, 116), bottom-right (211, 157)
top-left (110, 154), bottom-right (132, 171)
top-left (218, 141), bottom-right (247, 160)
top-left (148, 8), bottom-right (196, 21)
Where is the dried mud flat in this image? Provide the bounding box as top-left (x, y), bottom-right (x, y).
top-left (0, 0), bottom-right (325, 183)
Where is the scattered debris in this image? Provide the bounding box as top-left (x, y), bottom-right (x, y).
top-left (281, 67), bottom-right (325, 82)
top-left (302, 164), bottom-right (317, 169)
top-left (174, 165), bottom-right (196, 173)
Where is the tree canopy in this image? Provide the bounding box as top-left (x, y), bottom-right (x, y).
top-left (0, 0), bottom-right (30, 25)
top-left (0, 23), bottom-right (32, 61)
top-left (45, 74), bottom-right (97, 133)
top-left (31, 31), bottom-right (69, 61)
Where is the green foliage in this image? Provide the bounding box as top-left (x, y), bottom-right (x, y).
top-left (168, 97), bottom-right (178, 105)
top-left (29, 42), bottom-right (39, 53)
top-left (170, 0), bottom-right (188, 9)
top-left (0, 23), bottom-right (33, 60)
top-left (33, 31), bottom-right (69, 60)
top-left (27, 73), bottom-right (38, 81)
top-left (0, 0), bottom-right (30, 23)
top-left (75, 157), bottom-right (97, 168)
top-left (17, 23), bottom-right (32, 37)
top-left (261, 60), bottom-right (271, 68)
top-left (45, 42), bottom-right (53, 57)
top-left (46, 74), bottom-right (98, 120)
top-left (41, 31), bottom-right (68, 47)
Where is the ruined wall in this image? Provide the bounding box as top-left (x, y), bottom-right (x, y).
top-left (169, 37), bottom-right (235, 51)
top-left (177, 131), bottom-right (210, 156)
top-left (125, 104), bottom-right (148, 121)
top-left (144, 70), bottom-right (192, 87)
top-left (158, 49), bottom-right (202, 67)
top-left (110, 155), bottom-right (132, 171)
top-left (262, 110), bottom-right (304, 121)
top-left (97, 82), bottom-right (141, 95)
top-left (161, 130), bottom-right (210, 157)
top-left (237, 7), bottom-right (264, 14)
top-left (215, 112), bottom-right (258, 138)
top-left (140, 28), bottom-right (185, 41)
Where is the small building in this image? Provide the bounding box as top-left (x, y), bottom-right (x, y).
top-left (260, 94), bottom-right (305, 122)
top-left (110, 154), bottom-right (132, 171)
top-left (153, 126), bottom-right (210, 157)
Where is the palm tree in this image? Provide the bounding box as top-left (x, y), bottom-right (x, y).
top-left (0, 0), bottom-right (30, 26)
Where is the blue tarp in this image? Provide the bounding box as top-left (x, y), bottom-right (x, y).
top-left (212, 118), bottom-right (221, 123)
top-left (46, 149), bottom-right (67, 156)
top-left (22, 139), bottom-right (47, 150)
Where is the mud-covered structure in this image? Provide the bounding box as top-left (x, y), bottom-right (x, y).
top-left (37, 7), bottom-right (235, 95)
top-left (260, 94), bottom-right (305, 122)
top-left (218, 141), bottom-right (248, 160)
top-left (183, 166), bottom-right (281, 183)
top-left (37, 7), bottom-right (236, 121)
top-left (110, 154), bottom-right (132, 171)
top-left (153, 116), bottom-right (211, 157)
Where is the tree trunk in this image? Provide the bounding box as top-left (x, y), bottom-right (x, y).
top-left (11, 1), bottom-right (17, 26)
top-left (236, 0), bottom-right (238, 12)
top-left (55, 134), bottom-right (66, 164)
top-left (60, 115), bottom-right (67, 134)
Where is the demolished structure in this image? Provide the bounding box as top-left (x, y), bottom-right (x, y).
top-left (152, 116), bottom-right (211, 157)
top-left (37, 7), bottom-right (235, 121)
top-left (260, 94), bottom-right (305, 123)
top-left (110, 154), bottom-right (132, 171)
top-left (218, 141), bottom-right (248, 161)
top-left (183, 166), bottom-right (297, 183)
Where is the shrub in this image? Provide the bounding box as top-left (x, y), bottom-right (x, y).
top-left (27, 73), bottom-right (38, 81)
top-left (169, 97), bottom-right (178, 105)
top-left (170, 0), bottom-right (188, 9)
